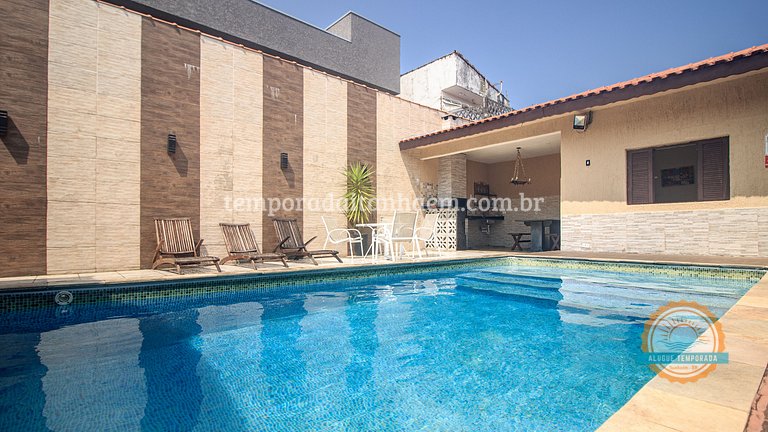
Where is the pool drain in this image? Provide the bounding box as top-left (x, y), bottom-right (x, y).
top-left (54, 290), bottom-right (73, 306)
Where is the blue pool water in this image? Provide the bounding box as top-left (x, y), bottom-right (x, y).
top-left (0, 263), bottom-right (761, 431)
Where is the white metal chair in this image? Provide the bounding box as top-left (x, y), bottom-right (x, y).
top-left (379, 211), bottom-right (417, 261)
top-left (414, 212), bottom-right (440, 258)
top-left (321, 216), bottom-right (363, 260)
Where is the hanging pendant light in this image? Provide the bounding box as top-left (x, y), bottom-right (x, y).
top-left (510, 147), bottom-right (531, 185)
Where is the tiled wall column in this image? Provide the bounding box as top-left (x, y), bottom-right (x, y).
top-left (47, 0), bottom-right (142, 273)
top-left (0, 0), bottom-right (49, 276)
top-left (46, 0), bottom-right (99, 273)
top-left (438, 154), bottom-right (467, 199)
top-left (200, 36), bottom-right (265, 258)
top-left (303, 69), bottom-right (347, 248)
top-left (199, 37), bottom-right (234, 257)
top-left (347, 84), bottom-right (377, 223)
top-left (139, 18), bottom-right (201, 268)
top-left (261, 57), bottom-right (303, 250)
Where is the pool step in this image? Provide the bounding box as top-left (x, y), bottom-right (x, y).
top-left (456, 270), bottom-right (733, 323)
top-left (455, 274), bottom-right (563, 304)
top-left (487, 266), bottom-right (745, 299)
top-left (471, 269), bottom-right (737, 310)
top-left (458, 272), bottom-right (563, 290)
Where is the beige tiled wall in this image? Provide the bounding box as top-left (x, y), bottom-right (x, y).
top-left (303, 69), bottom-right (347, 250)
top-left (40, 0), bottom-right (443, 275)
top-left (47, 0), bottom-right (141, 273)
top-left (200, 36), bottom-right (264, 258)
top-left (377, 95), bottom-right (443, 219)
top-left (200, 37), bottom-right (235, 258)
top-left (232, 45), bottom-right (265, 248)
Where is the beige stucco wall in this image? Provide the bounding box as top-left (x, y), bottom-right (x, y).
top-left (409, 70), bottom-right (768, 256)
top-left (47, 0), bottom-right (142, 273)
top-left (560, 70), bottom-right (768, 215)
top-left (558, 71), bottom-right (768, 256)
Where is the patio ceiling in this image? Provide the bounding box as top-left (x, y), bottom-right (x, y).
top-left (421, 131), bottom-right (560, 163)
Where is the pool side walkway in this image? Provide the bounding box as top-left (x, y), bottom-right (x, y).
top-left (597, 270), bottom-right (768, 432)
top-left (515, 250), bottom-right (768, 268)
top-left (0, 250), bottom-right (513, 291)
top-left (1, 250), bottom-right (765, 291)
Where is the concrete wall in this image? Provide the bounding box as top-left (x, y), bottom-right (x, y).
top-left (1, 0), bottom-right (442, 276)
top-left (400, 52), bottom-right (507, 111)
top-left (106, 0), bottom-right (401, 93)
top-left (411, 70), bottom-right (768, 257)
top-left (400, 55), bottom-right (454, 110)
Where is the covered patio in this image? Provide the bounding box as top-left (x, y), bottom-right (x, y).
top-left (415, 129), bottom-right (562, 252)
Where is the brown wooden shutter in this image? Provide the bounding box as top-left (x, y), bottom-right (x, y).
top-left (627, 149), bottom-right (653, 204)
top-left (698, 138), bottom-right (729, 201)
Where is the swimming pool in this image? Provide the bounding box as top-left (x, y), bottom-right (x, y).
top-left (0, 259), bottom-right (763, 431)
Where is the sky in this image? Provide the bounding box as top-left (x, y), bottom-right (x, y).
top-left (259, 0), bottom-right (768, 109)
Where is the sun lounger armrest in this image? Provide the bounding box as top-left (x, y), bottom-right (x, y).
top-left (153, 239), bottom-right (164, 259)
top-left (195, 238), bottom-right (204, 256)
top-left (274, 236), bottom-right (291, 253)
top-left (304, 236), bottom-right (317, 247)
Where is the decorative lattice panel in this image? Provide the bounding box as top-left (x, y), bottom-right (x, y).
top-left (425, 208), bottom-right (457, 251)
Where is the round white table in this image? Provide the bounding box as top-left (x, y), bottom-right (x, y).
top-left (355, 222), bottom-right (391, 261)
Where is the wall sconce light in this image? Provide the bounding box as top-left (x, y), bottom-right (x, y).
top-left (0, 110), bottom-right (8, 136)
top-left (280, 152), bottom-right (288, 170)
top-left (573, 111), bottom-right (592, 131)
top-left (167, 133), bottom-right (177, 154)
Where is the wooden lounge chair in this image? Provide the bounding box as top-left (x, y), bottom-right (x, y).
top-left (272, 218), bottom-right (342, 265)
top-left (152, 218), bottom-right (221, 274)
top-left (219, 223), bottom-right (288, 269)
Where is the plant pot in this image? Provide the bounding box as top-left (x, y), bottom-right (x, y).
top-left (356, 233), bottom-right (370, 257)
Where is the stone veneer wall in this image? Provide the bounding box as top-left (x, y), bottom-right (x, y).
top-left (562, 207), bottom-right (768, 257)
top-left (437, 154), bottom-right (467, 199)
top-left (1, 0), bottom-right (443, 275)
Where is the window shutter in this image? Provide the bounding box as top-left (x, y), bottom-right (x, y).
top-left (699, 138), bottom-right (729, 201)
top-left (627, 149), bottom-right (652, 204)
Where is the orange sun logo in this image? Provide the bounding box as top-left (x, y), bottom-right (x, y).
top-left (641, 301), bottom-right (726, 383)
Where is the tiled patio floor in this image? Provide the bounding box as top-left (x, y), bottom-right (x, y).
top-left (0, 250), bottom-right (513, 291)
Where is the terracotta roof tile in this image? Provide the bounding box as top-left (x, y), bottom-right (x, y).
top-left (400, 43), bottom-right (768, 146)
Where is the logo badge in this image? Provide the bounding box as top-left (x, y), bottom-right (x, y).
top-left (641, 301), bottom-right (727, 383)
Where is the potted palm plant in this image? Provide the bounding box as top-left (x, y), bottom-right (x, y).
top-left (343, 162), bottom-right (375, 255)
